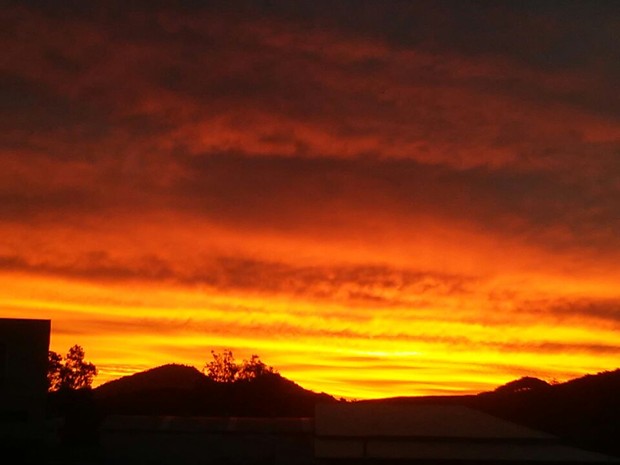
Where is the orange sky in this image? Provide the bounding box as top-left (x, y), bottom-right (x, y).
top-left (1, 1), bottom-right (620, 399)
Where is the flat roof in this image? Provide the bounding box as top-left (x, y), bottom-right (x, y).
top-left (0, 318), bottom-right (50, 325)
top-left (315, 403), bottom-right (620, 462)
top-left (315, 438), bottom-right (619, 462)
top-left (102, 415), bottom-right (314, 434)
top-left (315, 403), bottom-right (554, 440)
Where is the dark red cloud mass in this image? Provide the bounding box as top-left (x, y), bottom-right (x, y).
top-left (1, 0), bottom-right (619, 397)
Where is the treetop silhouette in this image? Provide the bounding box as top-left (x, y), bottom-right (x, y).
top-left (48, 344), bottom-right (98, 391)
top-left (493, 376), bottom-right (550, 394)
top-left (204, 350), bottom-right (275, 383)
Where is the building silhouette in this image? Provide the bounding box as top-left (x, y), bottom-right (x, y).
top-left (0, 318), bottom-right (50, 446)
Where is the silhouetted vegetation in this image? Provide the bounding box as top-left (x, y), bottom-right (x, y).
top-left (204, 350), bottom-right (276, 382)
top-left (47, 345), bottom-right (97, 391)
top-left (46, 346), bottom-right (101, 449)
top-left (493, 376), bottom-right (551, 394)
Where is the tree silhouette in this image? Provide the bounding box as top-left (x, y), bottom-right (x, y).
top-left (204, 350), bottom-right (275, 383)
top-left (48, 345), bottom-right (98, 391)
top-left (47, 350), bottom-right (63, 391)
top-left (238, 354), bottom-right (275, 380)
top-left (204, 349), bottom-right (238, 383)
top-left (494, 376), bottom-right (550, 394)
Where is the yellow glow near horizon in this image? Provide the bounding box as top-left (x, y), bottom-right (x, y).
top-left (2, 269), bottom-right (618, 400)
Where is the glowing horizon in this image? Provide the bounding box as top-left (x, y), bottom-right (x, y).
top-left (2, 1), bottom-right (620, 399)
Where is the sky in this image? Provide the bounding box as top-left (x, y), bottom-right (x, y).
top-left (1, 0), bottom-right (620, 399)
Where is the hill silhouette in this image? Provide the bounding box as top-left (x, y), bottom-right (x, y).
top-left (95, 364), bottom-right (208, 397)
top-left (94, 364), bottom-right (335, 417)
top-left (366, 369), bottom-right (620, 457)
top-left (470, 369), bottom-right (620, 457)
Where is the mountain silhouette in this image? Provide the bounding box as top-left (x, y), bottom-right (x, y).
top-left (471, 369), bottom-right (620, 457)
top-left (95, 364), bottom-right (208, 397)
top-left (94, 364), bottom-right (335, 417)
top-left (357, 369), bottom-right (620, 457)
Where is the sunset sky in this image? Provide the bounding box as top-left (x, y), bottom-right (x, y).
top-left (2, 0), bottom-right (620, 399)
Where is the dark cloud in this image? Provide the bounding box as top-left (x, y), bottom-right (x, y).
top-left (3, 1), bottom-right (618, 171)
top-left (0, 251), bottom-right (473, 308)
top-left (171, 154), bottom-right (620, 258)
top-left (0, 251), bottom-right (182, 283)
top-left (0, 187), bottom-right (103, 221)
top-left (2, 146), bottom-right (619, 277)
top-left (519, 297), bottom-right (620, 326)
